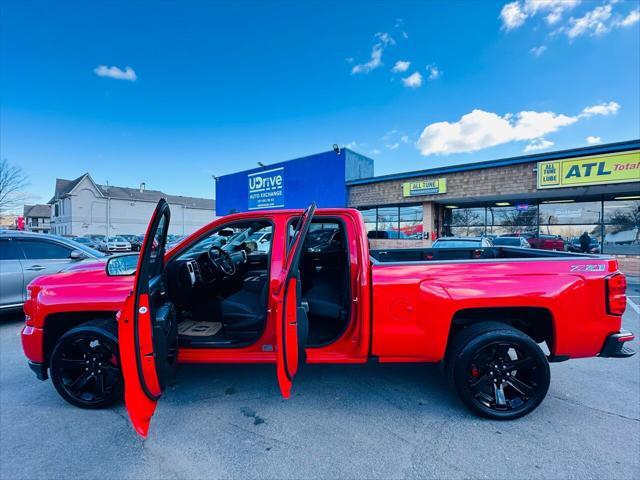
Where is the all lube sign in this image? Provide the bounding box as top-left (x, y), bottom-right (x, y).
top-left (248, 167), bottom-right (285, 210)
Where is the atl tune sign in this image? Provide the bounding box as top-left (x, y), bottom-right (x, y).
top-left (248, 167), bottom-right (285, 210)
top-left (537, 150), bottom-right (640, 189)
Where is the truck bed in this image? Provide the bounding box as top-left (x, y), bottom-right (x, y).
top-left (370, 246), bottom-right (595, 263)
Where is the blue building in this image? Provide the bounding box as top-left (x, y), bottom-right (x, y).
top-left (215, 149), bottom-right (373, 215)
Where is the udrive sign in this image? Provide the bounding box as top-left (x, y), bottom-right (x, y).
top-left (537, 150), bottom-right (640, 189)
top-left (248, 167), bottom-right (285, 210)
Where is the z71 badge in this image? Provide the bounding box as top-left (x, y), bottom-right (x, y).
top-left (570, 264), bottom-right (606, 272)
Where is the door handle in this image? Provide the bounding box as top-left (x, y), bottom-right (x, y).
top-left (25, 265), bottom-right (46, 271)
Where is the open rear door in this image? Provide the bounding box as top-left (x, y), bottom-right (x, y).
top-left (119, 199), bottom-right (177, 437)
top-left (275, 202), bottom-right (316, 398)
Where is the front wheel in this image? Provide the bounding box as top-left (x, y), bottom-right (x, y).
top-left (49, 321), bottom-right (123, 409)
top-left (446, 322), bottom-right (550, 420)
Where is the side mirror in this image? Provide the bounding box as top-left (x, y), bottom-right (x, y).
top-left (106, 254), bottom-right (139, 276)
top-left (69, 250), bottom-right (85, 260)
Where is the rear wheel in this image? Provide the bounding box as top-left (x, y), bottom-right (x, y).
top-left (446, 322), bottom-right (550, 420)
top-left (49, 321), bottom-right (123, 409)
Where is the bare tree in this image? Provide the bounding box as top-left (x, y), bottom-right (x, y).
top-left (0, 159), bottom-right (28, 215)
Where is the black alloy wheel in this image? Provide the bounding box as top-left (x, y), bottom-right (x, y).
top-left (50, 324), bottom-right (123, 409)
top-left (447, 322), bottom-right (550, 420)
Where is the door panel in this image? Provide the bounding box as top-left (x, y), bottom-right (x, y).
top-left (17, 239), bottom-right (74, 286)
top-left (119, 199), bottom-right (175, 437)
top-left (274, 203), bottom-right (315, 398)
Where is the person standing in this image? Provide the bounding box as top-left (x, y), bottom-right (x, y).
top-left (579, 231), bottom-right (591, 253)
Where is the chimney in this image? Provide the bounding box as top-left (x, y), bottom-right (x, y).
top-left (139, 182), bottom-right (146, 193)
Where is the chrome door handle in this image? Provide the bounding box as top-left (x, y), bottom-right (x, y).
top-left (25, 265), bottom-right (46, 271)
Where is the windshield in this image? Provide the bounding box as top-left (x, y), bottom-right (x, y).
top-left (433, 239), bottom-right (482, 248)
top-left (66, 238), bottom-right (106, 257)
top-left (493, 237), bottom-right (521, 246)
top-left (107, 236), bottom-right (127, 242)
top-left (177, 223), bottom-right (272, 260)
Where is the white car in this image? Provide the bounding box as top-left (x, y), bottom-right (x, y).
top-left (97, 236), bottom-right (132, 253)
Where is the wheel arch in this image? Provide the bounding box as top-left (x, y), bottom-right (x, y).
top-left (449, 307), bottom-right (555, 356)
top-left (43, 312), bottom-right (118, 366)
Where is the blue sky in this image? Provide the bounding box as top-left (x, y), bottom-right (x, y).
top-left (1, 0), bottom-right (639, 206)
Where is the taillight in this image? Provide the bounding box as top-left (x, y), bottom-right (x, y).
top-left (606, 274), bottom-right (627, 316)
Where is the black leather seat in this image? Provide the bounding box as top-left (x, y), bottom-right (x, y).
top-left (304, 268), bottom-right (347, 320)
top-left (219, 277), bottom-right (268, 330)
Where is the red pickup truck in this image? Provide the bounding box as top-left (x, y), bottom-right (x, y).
top-left (21, 200), bottom-right (634, 437)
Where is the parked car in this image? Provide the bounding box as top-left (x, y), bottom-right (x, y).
top-left (119, 235), bottom-right (143, 252)
top-left (568, 236), bottom-right (601, 254)
top-left (21, 202), bottom-right (634, 438)
top-left (367, 230), bottom-right (407, 239)
top-left (95, 236), bottom-right (132, 253)
top-left (72, 236), bottom-right (99, 250)
top-left (432, 237), bottom-right (493, 248)
top-left (506, 233), bottom-right (565, 250)
top-left (492, 236), bottom-right (532, 248)
top-left (0, 231), bottom-right (104, 311)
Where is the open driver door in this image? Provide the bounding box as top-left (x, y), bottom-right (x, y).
top-left (119, 199), bottom-right (178, 437)
top-left (274, 202), bottom-right (316, 398)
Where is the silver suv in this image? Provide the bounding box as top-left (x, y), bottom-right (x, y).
top-left (0, 231), bottom-right (105, 311)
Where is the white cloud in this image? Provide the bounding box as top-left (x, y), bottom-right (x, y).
top-left (524, 138), bottom-right (554, 152)
top-left (565, 4), bottom-right (612, 38)
top-left (400, 135), bottom-right (410, 143)
top-left (94, 65), bottom-right (137, 81)
top-left (581, 101), bottom-right (620, 116)
top-left (530, 45), bottom-right (547, 56)
top-left (392, 60), bottom-right (411, 73)
top-left (370, 149), bottom-right (381, 155)
top-left (501, 0), bottom-right (580, 30)
top-left (616, 9), bottom-right (640, 27)
top-left (426, 64), bottom-right (441, 80)
top-left (345, 141), bottom-right (358, 149)
top-left (500, 2), bottom-right (528, 30)
top-left (586, 135), bottom-right (602, 144)
top-left (402, 72), bottom-right (423, 88)
top-left (386, 143), bottom-right (400, 150)
top-left (416, 108), bottom-right (578, 155)
top-left (351, 32), bottom-right (395, 74)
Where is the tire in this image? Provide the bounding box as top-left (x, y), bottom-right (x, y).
top-left (49, 320), bottom-right (123, 409)
top-left (445, 321), bottom-right (550, 420)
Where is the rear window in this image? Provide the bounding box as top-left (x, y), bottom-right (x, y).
top-left (433, 239), bottom-right (481, 248)
top-left (493, 237), bottom-right (520, 246)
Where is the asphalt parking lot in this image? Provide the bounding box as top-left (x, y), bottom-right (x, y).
top-left (1, 290), bottom-right (639, 480)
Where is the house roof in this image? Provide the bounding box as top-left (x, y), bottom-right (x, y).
top-left (23, 204), bottom-right (51, 218)
top-left (48, 173), bottom-right (215, 210)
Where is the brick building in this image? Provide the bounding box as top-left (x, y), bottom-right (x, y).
top-left (347, 139), bottom-right (639, 273)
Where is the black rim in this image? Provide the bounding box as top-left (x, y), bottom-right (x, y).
top-left (466, 341), bottom-right (543, 413)
top-left (56, 336), bottom-right (121, 405)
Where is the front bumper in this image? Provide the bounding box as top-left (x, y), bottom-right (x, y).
top-left (28, 361), bottom-right (48, 381)
top-left (599, 331), bottom-right (636, 358)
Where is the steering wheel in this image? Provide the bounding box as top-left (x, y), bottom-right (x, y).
top-left (207, 246), bottom-right (236, 276)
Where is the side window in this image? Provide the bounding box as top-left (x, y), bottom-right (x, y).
top-left (19, 240), bottom-right (71, 259)
top-left (0, 239), bottom-right (25, 260)
top-left (148, 213), bottom-right (168, 278)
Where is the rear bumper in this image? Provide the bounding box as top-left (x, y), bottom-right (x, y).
top-left (599, 331), bottom-right (636, 358)
top-left (28, 361), bottom-right (48, 381)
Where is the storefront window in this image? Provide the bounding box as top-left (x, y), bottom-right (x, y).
top-left (538, 201), bottom-right (601, 225)
top-left (541, 225), bottom-right (602, 253)
top-left (358, 205), bottom-right (424, 240)
top-left (603, 200), bottom-right (640, 255)
top-left (488, 204), bottom-right (537, 227)
top-left (446, 207), bottom-right (485, 226)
